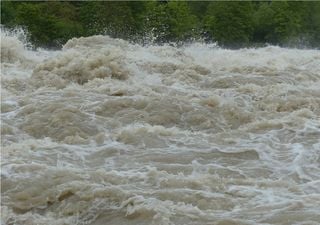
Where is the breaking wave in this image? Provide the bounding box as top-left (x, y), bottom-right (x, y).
top-left (1, 30), bottom-right (320, 225)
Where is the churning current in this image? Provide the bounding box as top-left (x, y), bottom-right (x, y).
top-left (1, 30), bottom-right (320, 225)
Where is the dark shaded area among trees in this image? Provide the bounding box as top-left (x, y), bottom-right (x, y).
top-left (1, 1), bottom-right (320, 49)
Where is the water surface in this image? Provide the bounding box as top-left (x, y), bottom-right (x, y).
top-left (1, 31), bottom-right (320, 225)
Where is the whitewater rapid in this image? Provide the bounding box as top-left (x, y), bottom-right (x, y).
top-left (1, 30), bottom-right (320, 225)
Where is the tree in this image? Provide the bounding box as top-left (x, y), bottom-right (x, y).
top-left (253, 1), bottom-right (306, 46)
top-left (269, 1), bottom-right (302, 45)
top-left (143, 1), bottom-right (199, 43)
top-left (1, 1), bottom-right (16, 26)
top-left (1, 1), bottom-right (318, 48)
top-left (295, 2), bottom-right (320, 47)
top-left (79, 2), bottom-right (137, 39)
top-left (13, 2), bottom-right (82, 48)
top-left (204, 2), bottom-right (254, 48)
top-left (252, 2), bottom-right (275, 44)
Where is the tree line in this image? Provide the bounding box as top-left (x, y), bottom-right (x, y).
top-left (1, 1), bottom-right (320, 49)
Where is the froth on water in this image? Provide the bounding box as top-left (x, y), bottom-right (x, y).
top-left (1, 30), bottom-right (320, 225)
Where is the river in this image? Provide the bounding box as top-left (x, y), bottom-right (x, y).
top-left (1, 29), bottom-right (320, 225)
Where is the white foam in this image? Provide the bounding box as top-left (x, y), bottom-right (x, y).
top-left (1, 34), bottom-right (320, 225)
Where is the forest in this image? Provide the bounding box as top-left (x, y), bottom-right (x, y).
top-left (1, 1), bottom-right (320, 49)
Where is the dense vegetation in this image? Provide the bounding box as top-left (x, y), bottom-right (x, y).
top-left (1, 1), bottom-right (320, 49)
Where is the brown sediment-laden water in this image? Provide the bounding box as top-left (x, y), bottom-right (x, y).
top-left (1, 29), bottom-right (320, 225)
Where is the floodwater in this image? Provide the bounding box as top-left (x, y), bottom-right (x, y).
top-left (1, 30), bottom-right (320, 225)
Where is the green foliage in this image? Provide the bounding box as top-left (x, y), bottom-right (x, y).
top-left (204, 2), bottom-right (254, 48)
top-left (1, 1), bottom-right (319, 48)
top-left (144, 1), bottom-right (199, 43)
top-left (298, 2), bottom-right (320, 47)
top-left (253, 1), bottom-right (320, 47)
top-left (253, 2), bottom-right (276, 43)
top-left (205, 2), bottom-right (253, 47)
top-left (187, 2), bottom-right (210, 20)
top-left (8, 2), bottom-right (83, 47)
top-left (79, 2), bottom-right (137, 39)
top-left (1, 1), bottom-right (16, 26)
top-left (268, 2), bottom-right (302, 44)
